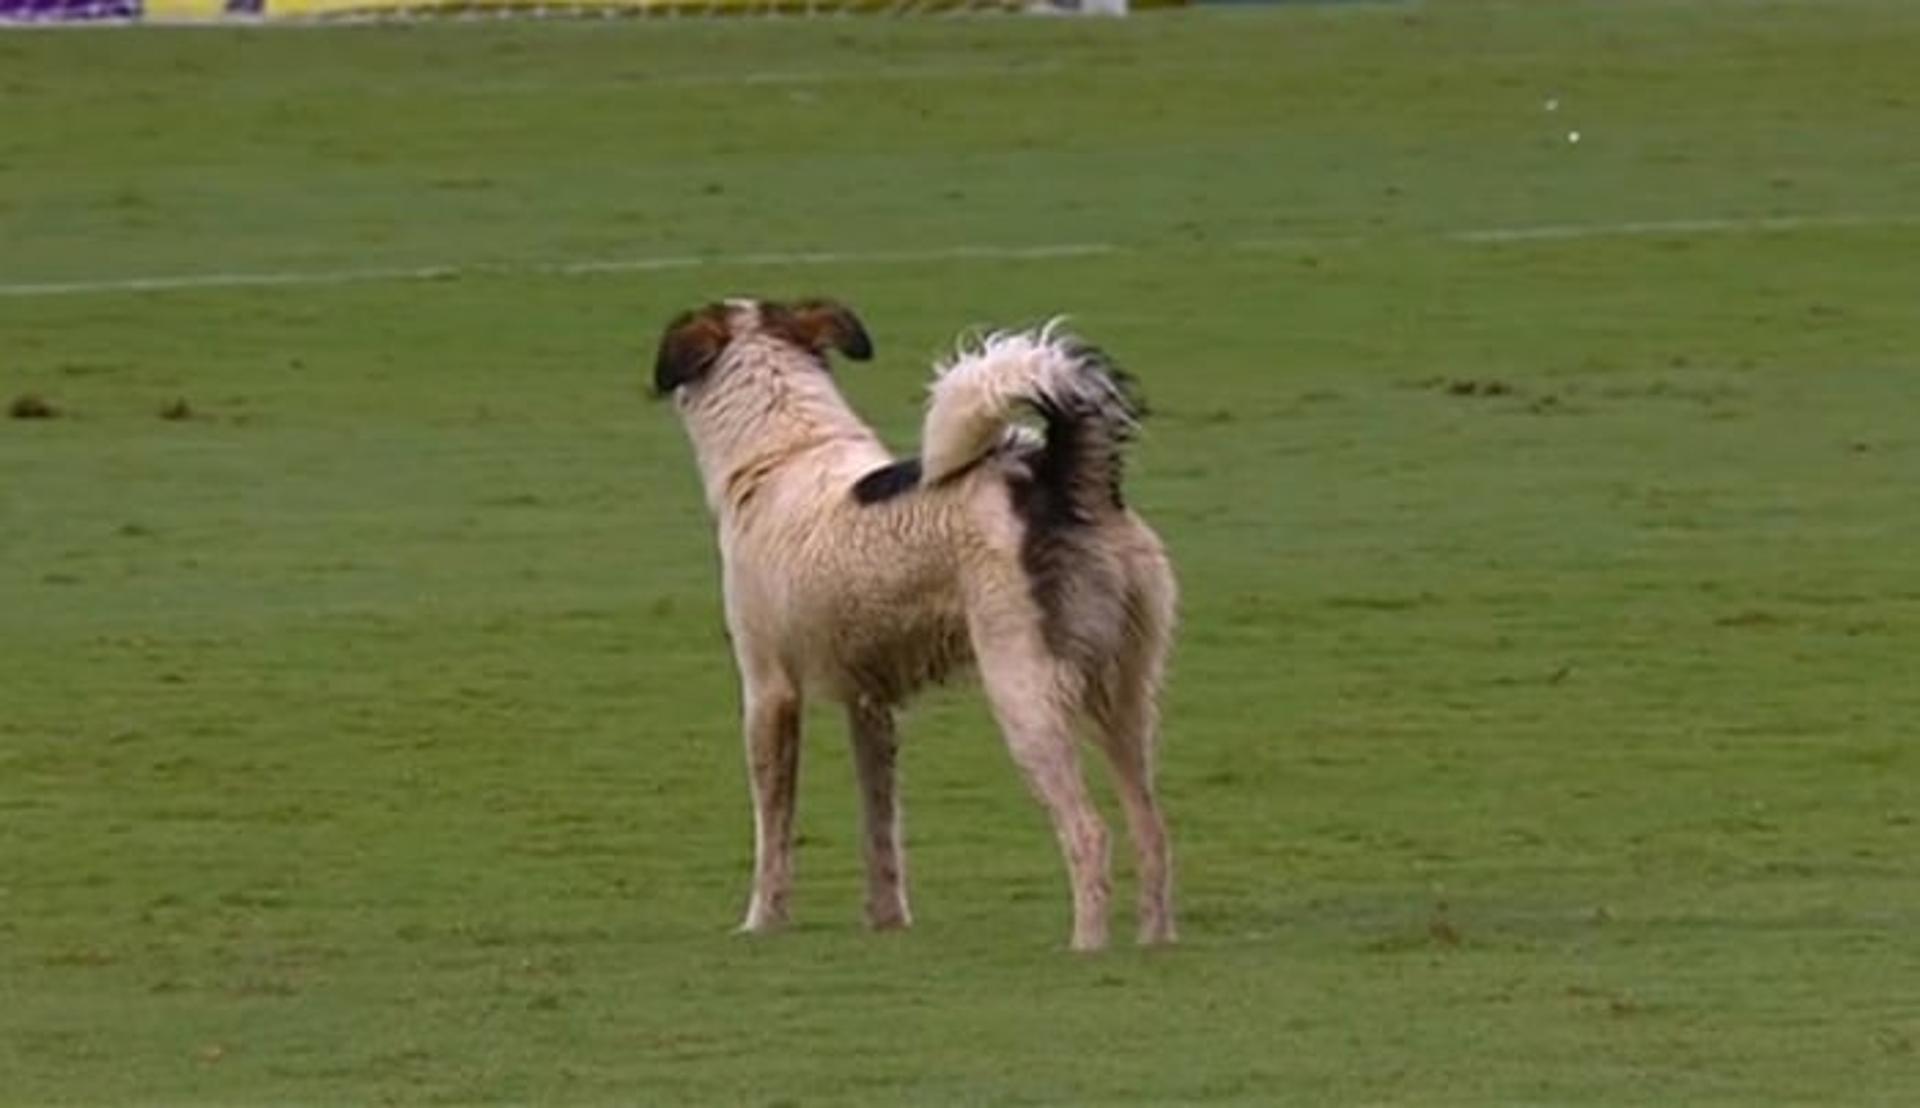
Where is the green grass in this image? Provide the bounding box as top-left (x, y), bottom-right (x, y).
top-left (4, 1), bottom-right (1919, 1103)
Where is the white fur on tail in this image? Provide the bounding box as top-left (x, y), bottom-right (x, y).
top-left (919, 322), bottom-right (1128, 487)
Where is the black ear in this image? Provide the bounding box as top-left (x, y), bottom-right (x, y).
top-left (773, 299), bottom-right (873, 362)
top-left (653, 307), bottom-right (730, 396)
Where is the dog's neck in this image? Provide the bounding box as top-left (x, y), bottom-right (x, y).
top-left (674, 338), bottom-right (880, 516)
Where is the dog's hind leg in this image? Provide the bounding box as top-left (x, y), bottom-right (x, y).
top-left (847, 701), bottom-right (912, 930)
top-left (973, 614), bottom-right (1112, 951)
top-left (1088, 634), bottom-right (1176, 945)
top-left (1087, 545), bottom-right (1178, 945)
top-left (740, 671), bottom-right (803, 933)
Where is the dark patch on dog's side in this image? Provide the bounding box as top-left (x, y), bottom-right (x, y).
top-left (854, 452), bottom-right (1004, 505)
top-left (653, 304), bottom-right (732, 396)
top-left (763, 299), bottom-right (873, 363)
top-left (9, 393), bottom-right (59, 420)
top-left (851, 457), bottom-right (923, 505)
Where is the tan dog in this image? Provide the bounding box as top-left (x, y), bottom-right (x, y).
top-left (653, 297), bottom-right (1177, 950)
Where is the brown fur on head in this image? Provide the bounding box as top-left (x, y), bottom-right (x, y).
top-left (764, 299), bottom-right (874, 363)
top-left (653, 297), bottom-right (872, 397)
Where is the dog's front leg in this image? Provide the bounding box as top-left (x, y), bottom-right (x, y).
top-left (740, 677), bottom-right (802, 933)
top-left (847, 701), bottom-right (911, 930)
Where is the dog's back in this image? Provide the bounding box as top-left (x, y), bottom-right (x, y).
top-left (734, 465), bottom-right (977, 704)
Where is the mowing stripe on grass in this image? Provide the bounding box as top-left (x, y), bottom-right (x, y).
top-left (4, 213), bottom-right (1916, 299)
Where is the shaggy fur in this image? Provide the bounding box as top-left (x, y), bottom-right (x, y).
top-left (652, 297), bottom-right (1178, 951)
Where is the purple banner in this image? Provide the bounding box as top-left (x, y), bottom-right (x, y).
top-left (0, 0), bottom-right (142, 19)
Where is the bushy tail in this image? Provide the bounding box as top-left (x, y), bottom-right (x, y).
top-left (920, 323), bottom-right (1142, 519)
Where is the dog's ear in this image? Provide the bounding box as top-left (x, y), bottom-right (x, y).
top-left (654, 307), bottom-right (731, 396)
top-left (773, 299), bottom-right (874, 363)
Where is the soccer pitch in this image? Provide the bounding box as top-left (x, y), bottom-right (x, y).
top-left (3, 1), bottom-right (1917, 1102)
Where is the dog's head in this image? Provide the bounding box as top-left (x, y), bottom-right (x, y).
top-left (653, 297), bottom-right (873, 399)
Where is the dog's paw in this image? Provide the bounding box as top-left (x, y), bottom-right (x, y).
top-left (865, 907), bottom-right (913, 932)
top-left (736, 902), bottom-right (791, 935)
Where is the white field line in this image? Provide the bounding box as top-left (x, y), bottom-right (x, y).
top-left (0, 242), bottom-right (1118, 299)
top-left (2, 213), bottom-right (1915, 299)
top-left (1230, 212), bottom-right (1920, 254)
top-left (1444, 212), bottom-right (1920, 244)
top-left (0, 264), bottom-right (466, 298)
top-left (613, 61), bottom-right (1070, 88)
top-left (546, 242), bottom-right (1119, 275)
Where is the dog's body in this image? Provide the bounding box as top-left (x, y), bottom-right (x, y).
top-left (653, 298), bottom-right (1176, 950)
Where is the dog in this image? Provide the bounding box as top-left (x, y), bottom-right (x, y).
top-left (651, 297), bottom-right (1177, 950)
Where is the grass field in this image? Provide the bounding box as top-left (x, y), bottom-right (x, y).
top-left (4, 0), bottom-right (1919, 1102)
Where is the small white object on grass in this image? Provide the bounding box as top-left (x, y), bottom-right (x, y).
top-left (1567, 130), bottom-right (1582, 144)
top-left (1545, 97), bottom-right (1560, 112)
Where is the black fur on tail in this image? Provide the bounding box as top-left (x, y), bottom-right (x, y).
top-left (1011, 341), bottom-right (1143, 522)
